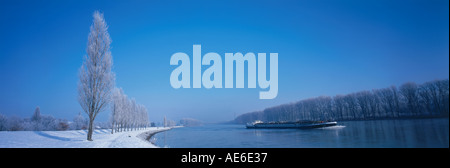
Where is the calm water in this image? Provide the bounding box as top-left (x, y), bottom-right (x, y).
top-left (153, 118), bottom-right (449, 148)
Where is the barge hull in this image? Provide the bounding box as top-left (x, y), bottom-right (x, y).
top-left (246, 121), bottom-right (337, 129)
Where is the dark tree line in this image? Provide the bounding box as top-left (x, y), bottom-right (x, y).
top-left (234, 79), bottom-right (449, 124)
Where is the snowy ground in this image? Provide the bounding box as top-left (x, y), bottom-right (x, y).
top-left (0, 127), bottom-right (171, 148)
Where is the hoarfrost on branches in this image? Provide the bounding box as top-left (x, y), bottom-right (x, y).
top-left (78, 11), bottom-right (115, 141)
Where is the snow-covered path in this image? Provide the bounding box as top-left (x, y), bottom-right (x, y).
top-left (0, 127), bottom-right (171, 148)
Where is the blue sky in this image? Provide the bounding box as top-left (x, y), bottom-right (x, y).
top-left (0, 0), bottom-right (448, 123)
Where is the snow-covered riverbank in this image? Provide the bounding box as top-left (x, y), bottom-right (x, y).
top-left (0, 127), bottom-right (172, 148)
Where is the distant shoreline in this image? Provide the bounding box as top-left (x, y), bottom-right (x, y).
top-left (233, 115), bottom-right (449, 125)
top-left (333, 115), bottom-right (449, 122)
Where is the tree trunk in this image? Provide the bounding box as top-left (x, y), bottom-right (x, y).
top-left (87, 118), bottom-right (94, 141)
top-left (111, 121), bottom-right (114, 134)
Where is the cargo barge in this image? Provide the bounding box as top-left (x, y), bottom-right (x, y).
top-left (246, 120), bottom-right (337, 129)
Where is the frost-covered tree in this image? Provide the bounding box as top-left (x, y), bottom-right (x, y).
top-left (57, 119), bottom-right (70, 131)
top-left (40, 115), bottom-right (58, 131)
top-left (400, 82), bottom-right (420, 116)
top-left (73, 112), bottom-right (87, 130)
top-left (0, 114), bottom-right (8, 131)
top-left (235, 79), bottom-right (449, 124)
top-left (8, 116), bottom-right (24, 131)
top-left (78, 11), bottom-right (115, 141)
top-left (110, 88), bottom-right (121, 133)
top-left (31, 106), bottom-right (41, 122)
top-left (30, 106), bottom-right (43, 130)
top-left (110, 87), bottom-right (149, 133)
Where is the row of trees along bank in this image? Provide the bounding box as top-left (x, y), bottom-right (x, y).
top-left (234, 79), bottom-right (449, 124)
top-left (77, 11), bottom-right (149, 140)
top-left (110, 88), bottom-right (149, 133)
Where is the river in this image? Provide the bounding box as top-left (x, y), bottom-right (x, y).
top-left (153, 118), bottom-right (449, 148)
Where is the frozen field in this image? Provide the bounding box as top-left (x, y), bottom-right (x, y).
top-left (0, 127), bottom-right (170, 148)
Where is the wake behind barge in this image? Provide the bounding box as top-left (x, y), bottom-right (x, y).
top-left (246, 120), bottom-right (337, 129)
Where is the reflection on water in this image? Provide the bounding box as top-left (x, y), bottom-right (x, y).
top-left (153, 118), bottom-right (448, 148)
